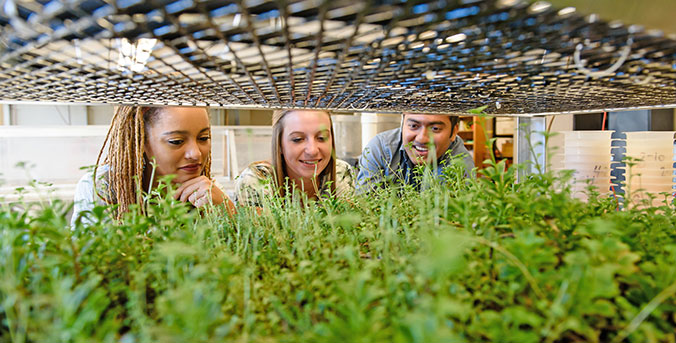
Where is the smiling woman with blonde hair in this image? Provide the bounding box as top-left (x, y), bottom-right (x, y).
top-left (235, 109), bottom-right (355, 207)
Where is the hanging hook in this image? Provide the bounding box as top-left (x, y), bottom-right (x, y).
top-left (574, 37), bottom-right (633, 78)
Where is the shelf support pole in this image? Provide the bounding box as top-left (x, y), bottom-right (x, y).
top-left (515, 116), bottom-right (546, 182)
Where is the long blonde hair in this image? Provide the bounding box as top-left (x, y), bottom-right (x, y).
top-left (268, 109), bottom-right (337, 198)
top-left (93, 106), bottom-right (212, 217)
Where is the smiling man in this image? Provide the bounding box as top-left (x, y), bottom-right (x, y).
top-left (356, 113), bottom-right (474, 193)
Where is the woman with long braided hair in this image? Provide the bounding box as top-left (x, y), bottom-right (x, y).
top-left (71, 106), bottom-right (235, 225)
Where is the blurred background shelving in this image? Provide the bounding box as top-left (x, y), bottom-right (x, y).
top-left (458, 116), bottom-right (515, 168)
top-left (458, 116), bottom-right (485, 168)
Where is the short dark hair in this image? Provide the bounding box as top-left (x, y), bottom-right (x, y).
top-left (448, 116), bottom-right (460, 139)
top-left (449, 116), bottom-right (459, 128)
top-left (402, 113), bottom-right (459, 135)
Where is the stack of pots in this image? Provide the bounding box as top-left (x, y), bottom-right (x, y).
top-left (622, 131), bottom-right (675, 207)
top-left (549, 131), bottom-right (615, 200)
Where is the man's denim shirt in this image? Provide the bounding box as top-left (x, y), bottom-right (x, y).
top-left (356, 127), bottom-right (475, 193)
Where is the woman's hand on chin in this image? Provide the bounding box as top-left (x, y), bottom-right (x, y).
top-left (174, 176), bottom-right (227, 208)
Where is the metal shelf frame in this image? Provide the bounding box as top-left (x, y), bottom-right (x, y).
top-left (1, 0), bottom-right (676, 116)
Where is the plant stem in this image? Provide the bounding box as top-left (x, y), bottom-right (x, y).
top-left (472, 236), bottom-right (547, 301)
top-left (612, 279), bottom-right (676, 343)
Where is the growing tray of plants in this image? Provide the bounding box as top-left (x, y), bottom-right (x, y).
top-left (1, 157), bottom-right (675, 342)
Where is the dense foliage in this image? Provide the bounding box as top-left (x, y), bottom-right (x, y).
top-left (1, 157), bottom-right (676, 343)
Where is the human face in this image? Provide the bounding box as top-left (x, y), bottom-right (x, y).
top-left (144, 107), bottom-right (211, 184)
top-left (402, 113), bottom-right (457, 165)
top-left (281, 110), bottom-right (333, 182)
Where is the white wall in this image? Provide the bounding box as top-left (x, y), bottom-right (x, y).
top-left (2, 104), bottom-right (264, 127)
top-left (10, 104), bottom-right (89, 125)
top-left (87, 105), bottom-right (115, 125)
top-left (546, 114), bottom-right (574, 132)
top-left (3, 104), bottom-right (114, 126)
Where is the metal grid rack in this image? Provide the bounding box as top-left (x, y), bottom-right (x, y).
top-left (2, 0), bottom-right (676, 116)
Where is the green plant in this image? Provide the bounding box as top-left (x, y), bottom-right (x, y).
top-left (1, 143), bottom-right (676, 342)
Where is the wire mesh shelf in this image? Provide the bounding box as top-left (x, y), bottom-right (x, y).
top-left (2, 0), bottom-right (676, 115)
